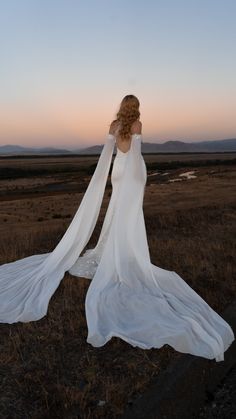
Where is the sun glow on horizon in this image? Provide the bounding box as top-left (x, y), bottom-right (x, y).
top-left (0, 93), bottom-right (236, 148)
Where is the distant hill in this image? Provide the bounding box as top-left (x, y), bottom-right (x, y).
top-left (0, 138), bottom-right (236, 155)
top-left (77, 138), bottom-right (236, 154)
top-left (75, 145), bottom-right (103, 155)
top-left (0, 144), bottom-right (71, 155)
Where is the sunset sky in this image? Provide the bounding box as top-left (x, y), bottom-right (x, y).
top-left (0, 0), bottom-right (236, 148)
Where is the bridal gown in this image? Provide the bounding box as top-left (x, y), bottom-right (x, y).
top-left (0, 130), bottom-right (234, 362)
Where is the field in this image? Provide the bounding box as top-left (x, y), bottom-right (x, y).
top-left (0, 152), bottom-right (236, 418)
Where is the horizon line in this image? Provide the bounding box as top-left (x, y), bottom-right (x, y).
top-left (0, 136), bottom-right (236, 150)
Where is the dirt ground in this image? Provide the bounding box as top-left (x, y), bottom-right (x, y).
top-left (197, 365), bottom-right (236, 419)
top-left (0, 153), bottom-right (235, 418)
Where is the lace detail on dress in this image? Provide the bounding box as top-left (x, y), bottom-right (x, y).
top-left (68, 233), bottom-right (108, 278)
top-left (68, 209), bottom-right (115, 278)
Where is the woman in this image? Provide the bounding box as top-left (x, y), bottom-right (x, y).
top-left (0, 95), bottom-right (234, 362)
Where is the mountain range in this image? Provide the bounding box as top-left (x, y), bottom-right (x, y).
top-left (0, 138), bottom-right (236, 155)
top-left (0, 145), bottom-right (71, 155)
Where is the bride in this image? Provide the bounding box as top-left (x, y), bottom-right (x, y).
top-left (0, 94), bottom-right (234, 362)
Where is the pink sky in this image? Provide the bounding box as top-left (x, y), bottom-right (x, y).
top-left (0, 94), bottom-right (235, 148)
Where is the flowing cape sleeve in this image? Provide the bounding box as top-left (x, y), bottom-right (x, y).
top-left (42, 134), bottom-right (115, 273)
top-left (0, 134), bottom-right (115, 323)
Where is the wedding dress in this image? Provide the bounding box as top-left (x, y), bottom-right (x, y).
top-left (0, 127), bottom-right (234, 363)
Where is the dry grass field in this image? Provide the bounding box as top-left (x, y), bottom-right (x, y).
top-left (0, 152), bottom-right (236, 418)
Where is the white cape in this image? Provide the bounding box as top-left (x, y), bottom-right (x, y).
top-left (0, 133), bottom-right (234, 362)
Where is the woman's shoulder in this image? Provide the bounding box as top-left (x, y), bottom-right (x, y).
top-left (109, 119), bottom-right (119, 134)
top-left (131, 120), bottom-right (142, 134)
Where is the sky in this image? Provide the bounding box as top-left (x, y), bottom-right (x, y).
top-left (0, 0), bottom-right (236, 148)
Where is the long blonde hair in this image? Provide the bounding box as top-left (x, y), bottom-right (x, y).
top-left (115, 95), bottom-right (140, 140)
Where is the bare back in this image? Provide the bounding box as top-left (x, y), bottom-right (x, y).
top-left (109, 120), bottom-right (142, 153)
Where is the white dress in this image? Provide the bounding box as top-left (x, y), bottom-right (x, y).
top-left (0, 129), bottom-right (234, 362)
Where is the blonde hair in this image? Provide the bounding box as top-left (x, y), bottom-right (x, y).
top-left (115, 94), bottom-right (140, 140)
